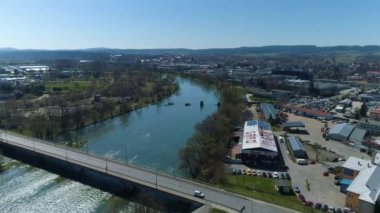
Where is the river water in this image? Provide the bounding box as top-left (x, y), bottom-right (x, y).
top-left (0, 78), bottom-right (219, 212)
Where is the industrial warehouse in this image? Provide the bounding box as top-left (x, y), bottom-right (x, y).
top-left (286, 136), bottom-right (307, 160)
top-left (236, 120), bottom-right (279, 166)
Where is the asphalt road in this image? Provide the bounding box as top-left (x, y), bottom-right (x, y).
top-left (0, 130), bottom-right (297, 213)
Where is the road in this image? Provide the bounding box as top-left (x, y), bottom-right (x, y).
top-left (0, 130), bottom-right (297, 213)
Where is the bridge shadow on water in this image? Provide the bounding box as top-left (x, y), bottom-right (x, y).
top-left (0, 143), bottom-right (201, 213)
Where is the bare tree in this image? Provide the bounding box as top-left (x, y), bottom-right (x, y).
top-left (312, 143), bottom-right (322, 162)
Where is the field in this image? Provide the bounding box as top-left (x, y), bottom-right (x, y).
top-left (216, 175), bottom-right (318, 213)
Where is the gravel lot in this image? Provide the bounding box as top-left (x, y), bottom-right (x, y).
top-left (285, 113), bottom-right (370, 160)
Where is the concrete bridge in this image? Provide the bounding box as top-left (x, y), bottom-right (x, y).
top-left (0, 130), bottom-right (296, 213)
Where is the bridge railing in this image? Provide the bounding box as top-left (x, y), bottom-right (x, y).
top-left (0, 130), bottom-right (251, 206)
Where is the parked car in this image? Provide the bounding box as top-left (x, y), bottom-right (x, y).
top-left (194, 190), bottom-right (205, 198)
top-left (343, 207), bottom-right (352, 213)
top-left (305, 201), bottom-right (313, 207)
top-left (298, 193), bottom-right (306, 203)
top-left (335, 180), bottom-right (341, 186)
top-left (263, 172), bottom-right (267, 178)
top-left (323, 171), bottom-right (329, 176)
top-left (268, 172), bottom-right (273, 178)
top-left (285, 173), bottom-right (291, 180)
top-left (293, 185), bottom-right (300, 193)
top-left (314, 202), bottom-right (322, 209)
top-left (334, 175), bottom-right (341, 180)
top-left (242, 170), bottom-right (246, 175)
top-left (232, 169), bottom-right (237, 175)
top-left (246, 169), bottom-right (252, 175)
top-left (328, 167), bottom-right (336, 173)
top-left (329, 206), bottom-right (335, 212)
top-left (309, 160), bottom-right (316, 164)
top-left (273, 172), bottom-right (279, 178)
top-left (335, 208), bottom-right (343, 213)
top-left (257, 171), bottom-right (262, 176)
top-left (322, 204), bottom-right (328, 212)
top-left (251, 170), bottom-right (257, 176)
top-left (280, 173), bottom-right (286, 179)
top-left (237, 169), bottom-right (242, 175)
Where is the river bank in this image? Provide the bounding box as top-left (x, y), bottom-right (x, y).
top-left (0, 77), bottom-right (219, 212)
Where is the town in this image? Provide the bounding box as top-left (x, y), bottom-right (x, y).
top-left (0, 47), bottom-right (380, 213)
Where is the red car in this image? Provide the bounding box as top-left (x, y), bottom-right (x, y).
top-left (309, 160), bottom-right (316, 164)
top-left (298, 193), bottom-right (306, 203)
top-left (305, 201), bottom-right (314, 207)
top-left (323, 171), bottom-right (329, 176)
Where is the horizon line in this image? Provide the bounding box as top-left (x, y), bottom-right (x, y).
top-left (1, 44), bottom-right (380, 51)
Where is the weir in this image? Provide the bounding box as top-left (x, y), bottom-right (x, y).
top-left (0, 130), bottom-right (250, 213)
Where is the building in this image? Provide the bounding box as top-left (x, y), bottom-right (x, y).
top-left (358, 119), bottom-right (380, 136)
top-left (369, 107), bottom-right (380, 121)
top-left (286, 136), bottom-right (307, 159)
top-left (312, 82), bottom-right (338, 97)
top-left (345, 165), bottom-right (380, 213)
top-left (271, 69), bottom-right (313, 80)
top-left (18, 65), bottom-right (49, 73)
top-left (281, 121), bottom-right (305, 131)
top-left (282, 104), bottom-right (334, 120)
top-left (348, 128), bottom-right (367, 144)
top-left (341, 157), bottom-right (372, 180)
top-left (237, 120), bottom-right (278, 165)
top-left (274, 179), bottom-right (292, 194)
top-left (260, 103), bottom-right (278, 121)
top-left (328, 123), bottom-right (355, 142)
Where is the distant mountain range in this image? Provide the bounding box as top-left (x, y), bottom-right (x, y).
top-left (1, 45), bottom-right (380, 60)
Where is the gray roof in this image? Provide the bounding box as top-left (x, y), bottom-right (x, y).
top-left (282, 121), bottom-right (305, 128)
top-left (347, 166), bottom-right (380, 204)
top-left (329, 123), bottom-right (354, 138)
top-left (349, 128), bottom-right (367, 143)
top-left (287, 136), bottom-right (304, 152)
top-left (260, 103), bottom-right (278, 120)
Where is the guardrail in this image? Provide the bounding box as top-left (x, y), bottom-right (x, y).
top-left (0, 130), bottom-right (248, 212)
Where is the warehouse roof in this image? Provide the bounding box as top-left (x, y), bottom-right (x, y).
top-left (242, 120), bottom-right (277, 153)
top-left (342, 156), bottom-right (372, 172)
top-left (329, 123), bottom-right (354, 138)
top-left (260, 103), bottom-right (278, 121)
top-left (347, 166), bottom-right (380, 204)
top-left (349, 128), bottom-right (367, 143)
top-left (287, 136), bottom-right (304, 152)
top-left (282, 121), bottom-right (305, 129)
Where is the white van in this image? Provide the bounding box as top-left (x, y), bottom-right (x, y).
top-left (296, 159), bottom-right (309, 165)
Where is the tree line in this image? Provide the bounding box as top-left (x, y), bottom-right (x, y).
top-left (179, 83), bottom-right (252, 184)
top-left (0, 71), bottom-right (178, 140)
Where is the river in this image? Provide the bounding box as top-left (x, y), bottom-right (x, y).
top-left (0, 78), bottom-right (219, 212)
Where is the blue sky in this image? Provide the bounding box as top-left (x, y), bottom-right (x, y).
top-left (0, 0), bottom-right (379, 49)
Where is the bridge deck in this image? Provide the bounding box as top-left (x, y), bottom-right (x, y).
top-left (0, 130), bottom-right (295, 213)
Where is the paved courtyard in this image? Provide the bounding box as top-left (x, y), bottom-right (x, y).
top-left (278, 140), bottom-right (346, 208)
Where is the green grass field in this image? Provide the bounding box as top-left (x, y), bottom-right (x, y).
top-left (216, 175), bottom-right (318, 213)
top-left (210, 208), bottom-right (228, 213)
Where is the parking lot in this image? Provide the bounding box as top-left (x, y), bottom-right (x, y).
top-left (278, 140), bottom-right (346, 208)
top-left (285, 113), bottom-right (370, 160)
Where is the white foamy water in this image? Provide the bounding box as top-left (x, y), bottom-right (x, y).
top-left (0, 164), bottom-right (112, 213)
